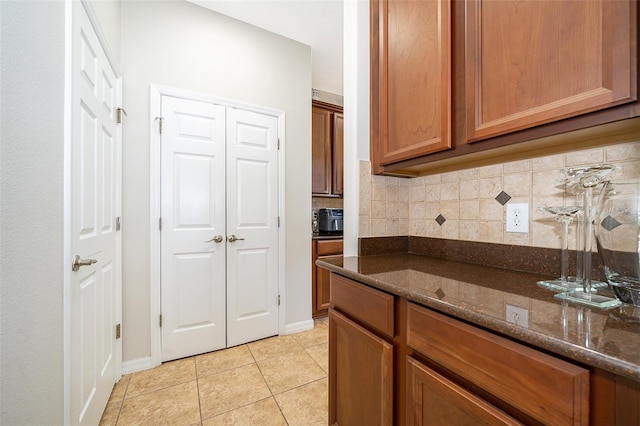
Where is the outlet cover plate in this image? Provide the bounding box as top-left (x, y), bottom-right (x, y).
top-left (506, 304), bottom-right (529, 328)
top-left (506, 203), bottom-right (529, 233)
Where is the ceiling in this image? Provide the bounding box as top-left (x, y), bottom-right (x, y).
top-left (188, 0), bottom-right (344, 96)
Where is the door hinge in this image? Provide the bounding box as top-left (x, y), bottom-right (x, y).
top-left (155, 116), bottom-right (164, 134)
top-left (278, 294), bottom-right (281, 306)
top-left (278, 216), bottom-right (280, 227)
top-left (159, 217), bottom-right (162, 230)
top-left (116, 216), bottom-right (121, 231)
top-left (116, 107), bottom-right (127, 124)
top-left (159, 314), bottom-right (163, 327)
top-left (115, 323), bottom-right (121, 339)
top-left (277, 138), bottom-right (280, 150)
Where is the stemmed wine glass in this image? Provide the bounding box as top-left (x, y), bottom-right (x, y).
top-left (554, 164), bottom-right (622, 309)
top-left (537, 206), bottom-right (583, 292)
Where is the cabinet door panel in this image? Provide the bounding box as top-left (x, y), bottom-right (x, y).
top-left (406, 357), bottom-right (523, 426)
top-left (466, 0), bottom-right (636, 142)
top-left (316, 254), bottom-right (341, 312)
top-left (332, 113), bottom-right (344, 196)
top-left (371, 0), bottom-right (452, 171)
top-left (329, 309), bottom-right (393, 426)
top-left (312, 106), bottom-right (332, 195)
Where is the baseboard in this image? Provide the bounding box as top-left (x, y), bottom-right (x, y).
top-left (282, 319), bottom-right (314, 335)
top-left (122, 356), bottom-right (158, 375)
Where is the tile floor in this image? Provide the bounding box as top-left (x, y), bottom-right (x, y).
top-left (100, 318), bottom-right (329, 425)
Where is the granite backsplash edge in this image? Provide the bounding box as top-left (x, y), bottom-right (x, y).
top-left (359, 236), bottom-right (606, 281)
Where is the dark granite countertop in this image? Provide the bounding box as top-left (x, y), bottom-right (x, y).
top-left (312, 234), bottom-right (343, 240)
top-left (317, 253), bottom-right (640, 383)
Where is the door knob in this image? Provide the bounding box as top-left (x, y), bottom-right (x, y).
top-left (205, 235), bottom-right (224, 243)
top-left (72, 255), bottom-right (97, 271)
top-left (227, 235), bottom-right (245, 243)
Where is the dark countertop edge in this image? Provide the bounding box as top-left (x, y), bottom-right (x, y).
top-left (317, 258), bottom-right (640, 384)
top-left (312, 235), bottom-right (344, 240)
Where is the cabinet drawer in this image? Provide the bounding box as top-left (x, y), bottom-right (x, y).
top-left (406, 356), bottom-right (522, 426)
top-left (330, 274), bottom-right (394, 338)
top-left (407, 303), bottom-right (589, 425)
top-left (316, 239), bottom-right (343, 256)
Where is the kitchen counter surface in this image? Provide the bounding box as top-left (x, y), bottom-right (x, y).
top-left (317, 253), bottom-right (640, 383)
top-left (312, 234), bottom-right (343, 240)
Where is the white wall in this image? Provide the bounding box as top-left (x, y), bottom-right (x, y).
top-left (92, 0), bottom-right (121, 64)
top-left (343, 0), bottom-right (370, 256)
top-left (0, 1), bottom-right (66, 423)
top-left (120, 1), bottom-right (312, 363)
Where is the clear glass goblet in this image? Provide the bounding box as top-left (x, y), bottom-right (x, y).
top-left (554, 164), bottom-right (621, 309)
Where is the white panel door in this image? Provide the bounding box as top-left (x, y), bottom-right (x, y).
top-left (70, 3), bottom-right (121, 425)
top-left (161, 96), bottom-right (227, 361)
top-left (226, 109), bottom-right (279, 347)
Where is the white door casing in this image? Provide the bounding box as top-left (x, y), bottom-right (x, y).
top-left (158, 94), bottom-right (280, 359)
top-left (226, 108), bottom-right (280, 347)
top-left (160, 96), bottom-right (227, 361)
top-left (70, 2), bottom-right (122, 424)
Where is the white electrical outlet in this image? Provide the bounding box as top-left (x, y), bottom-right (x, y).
top-left (506, 203), bottom-right (529, 233)
top-left (506, 304), bottom-right (529, 327)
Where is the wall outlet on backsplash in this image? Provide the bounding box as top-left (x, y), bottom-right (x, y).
top-left (506, 304), bottom-right (529, 328)
top-left (506, 203), bottom-right (529, 233)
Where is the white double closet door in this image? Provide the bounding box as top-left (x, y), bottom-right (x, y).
top-left (160, 95), bottom-right (279, 362)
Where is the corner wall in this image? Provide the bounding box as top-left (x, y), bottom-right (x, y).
top-left (120, 1), bottom-right (312, 363)
top-left (0, 1), bottom-right (66, 423)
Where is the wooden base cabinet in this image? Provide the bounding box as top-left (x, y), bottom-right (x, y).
top-left (328, 272), bottom-right (640, 425)
top-left (329, 310), bottom-right (393, 426)
top-left (312, 239), bottom-right (343, 318)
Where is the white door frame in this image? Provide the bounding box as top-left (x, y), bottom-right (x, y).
top-left (149, 84), bottom-right (286, 367)
top-left (64, 0), bottom-right (122, 422)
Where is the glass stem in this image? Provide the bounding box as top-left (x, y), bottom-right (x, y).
top-left (583, 187), bottom-right (594, 293)
top-left (560, 217), bottom-right (570, 282)
top-left (575, 207), bottom-right (584, 284)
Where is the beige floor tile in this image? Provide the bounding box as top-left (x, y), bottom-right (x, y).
top-left (275, 378), bottom-right (328, 426)
top-left (202, 397), bottom-right (287, 426)
top-left (126, 357), bottom-right (196, 399)
top-left (99, 400), bottom-right (121, 426)
top-left (305, 343), bottom-right (328, 374)
top-left (314, 317), bottom-right (329, 326)
top-left (247, 335), bottom-right (304, 361)
top-left (196, 345), bottom-right (254, 378)
top-left (257, 349), bottom-right (326, 395)
top-left (198, 363), bottom-right (272, 419)
top-left (116, 380), bottom-right (200, 425)
top-left (109, 375), bottom-right (130, 402)
top-left (291, 323), bottom-right (328, 349)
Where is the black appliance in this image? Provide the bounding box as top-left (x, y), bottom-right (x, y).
top-left (318, 208), bottom-right (343, 235)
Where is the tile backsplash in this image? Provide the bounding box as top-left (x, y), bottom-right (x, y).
top-left (359, 141), bottom-right (640, 250)
top-left (312, 196), bottom-right (343, 210)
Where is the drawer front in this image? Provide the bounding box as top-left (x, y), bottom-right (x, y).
top-left (330, 274), bottom-right (394, 338)
top-left (316, 239), bottom-right (343, 256)
top-left (407, 303), bottom-right (589, 425)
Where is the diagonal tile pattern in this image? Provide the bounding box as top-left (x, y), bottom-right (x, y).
top-left (100, 319), bottom-right (329, 425)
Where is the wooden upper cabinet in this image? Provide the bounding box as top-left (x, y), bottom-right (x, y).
top-left (465, 0), bottom-right (636, 143)
top-left (371, 0), bottom-right (452, 174)
top-left (312, 101), bottom-right (343, 196)
top-left (312, 105), bottom-right (332, 195)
